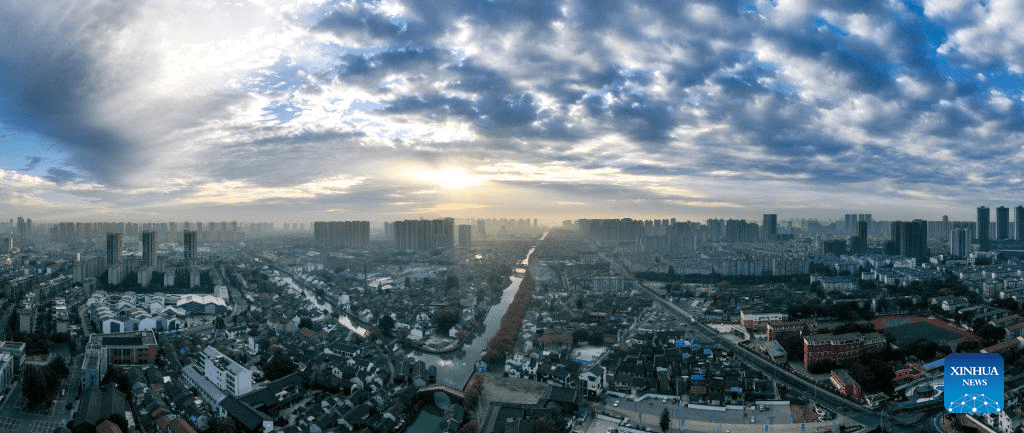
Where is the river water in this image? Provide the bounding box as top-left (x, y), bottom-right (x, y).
top-left (412, 245), bottom-right (538, 388)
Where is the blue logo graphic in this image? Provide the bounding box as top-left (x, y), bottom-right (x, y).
top-left (944, 353), bottom-right (1003, 413)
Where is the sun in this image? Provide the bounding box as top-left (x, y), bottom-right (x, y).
top-left (415, 167), bottom-right (485, 189)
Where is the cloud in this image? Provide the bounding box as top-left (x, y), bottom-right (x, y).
top-left (44, 167), bottom-right (78, 183)
top-left (21, 156), bottom-right (42, 171)
top-left (178, 175), bottom-right (365, 205)
top-left (2, 0), bottom-right (1024, 221)
top-left (413, 202), bottom-right (489, 213)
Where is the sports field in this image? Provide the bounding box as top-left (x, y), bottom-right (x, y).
top-left (871, 315), bottom-right (979, 347)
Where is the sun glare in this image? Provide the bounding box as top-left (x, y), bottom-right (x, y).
top-left (415, 168), bottom-right (485, 189)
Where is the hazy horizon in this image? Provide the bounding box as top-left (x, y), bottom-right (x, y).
top-left (2, 1), bottom-right (1024, 224)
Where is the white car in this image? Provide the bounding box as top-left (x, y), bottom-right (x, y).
top-left (613, 400), bottom-right (620, 407)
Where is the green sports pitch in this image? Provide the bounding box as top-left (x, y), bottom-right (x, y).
top-left (884, 320), bottom-right (962, 345)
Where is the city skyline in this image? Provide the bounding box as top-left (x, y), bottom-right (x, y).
top-left (3, 1), bottom-right (1024, 223)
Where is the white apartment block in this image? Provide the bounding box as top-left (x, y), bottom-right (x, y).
top-left (199, 346), bottom-right (253, 397)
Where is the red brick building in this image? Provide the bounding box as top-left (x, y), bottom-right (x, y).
top-left (830, 369), bottom-right (862, 400)
top-left (803, 332), bottom-right (885, 368)
top-left (765, 319), bottom-right (817, 341)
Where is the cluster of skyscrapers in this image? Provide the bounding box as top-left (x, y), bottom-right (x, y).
top-left (101, 229), bottom-right (199, 288)
top-left (976, 206), bottom-right (1024, 251)
top-left (315, 218), bottom-right (471, 253)
top-left (313, 221), bottom-right (370, 250)
top-left (577, 215), bottom-right (786, 254)
top-left (391, 218), bottom-right (456, 252)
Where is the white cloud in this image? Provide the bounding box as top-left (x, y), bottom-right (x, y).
top-left (3, 0), bottom-right (1024, 221)
top-left (179, 175), bottom-right (364, 204)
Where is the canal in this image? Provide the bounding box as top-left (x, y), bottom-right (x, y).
top-left (412, 241), bottom-right (540, 388)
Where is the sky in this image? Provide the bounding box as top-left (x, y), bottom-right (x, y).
top-left (2, 0), bottom-right (1024, 225)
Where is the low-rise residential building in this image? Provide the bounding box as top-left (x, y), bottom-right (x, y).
top-left (739, 311), bottom-right (789, 333)
top-left (580, 366), bottom-right (606, 397)
top-left (811, 275), bottom-right (856, 294)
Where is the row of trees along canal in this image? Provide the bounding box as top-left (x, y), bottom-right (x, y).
top-left (463, 270), bottom-right (536, 410)
top-left (481, 270), bottom-right (535, 364)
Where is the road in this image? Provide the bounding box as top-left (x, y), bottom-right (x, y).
top-left (615, 277), bottom-right (886, 430)
top-left (594, 252), bottom-right (879, 422)
top-left (638, 287), bottom-right (960, 433)
top-left (593, 247), bottom-right (951, 431)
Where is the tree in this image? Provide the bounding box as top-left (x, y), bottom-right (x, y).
top-left (975, 324), bottom-right (1007, 346)
top-left (207, 417), bottom-right (237, 433)
top-left (907, 339), bottom-right (941, 361)
top-left (378, 315), bottom-right (395, 337)
top-left (22, 365), bottom-right (49, 408)
top-left (445, 274), bottom-right (460, 290)
top-left (660, 407), bottom-right (670, 433)
top-left (433, 307), bottom-right (462, 335)
top-left (778, 333), bottom-right (804, 361)
top-left (46, 356), bottom-right (69, 387)
top-left (464, 375), bottom-right (485, 409)
top-left (263, 354), bottom-right (296, 381)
